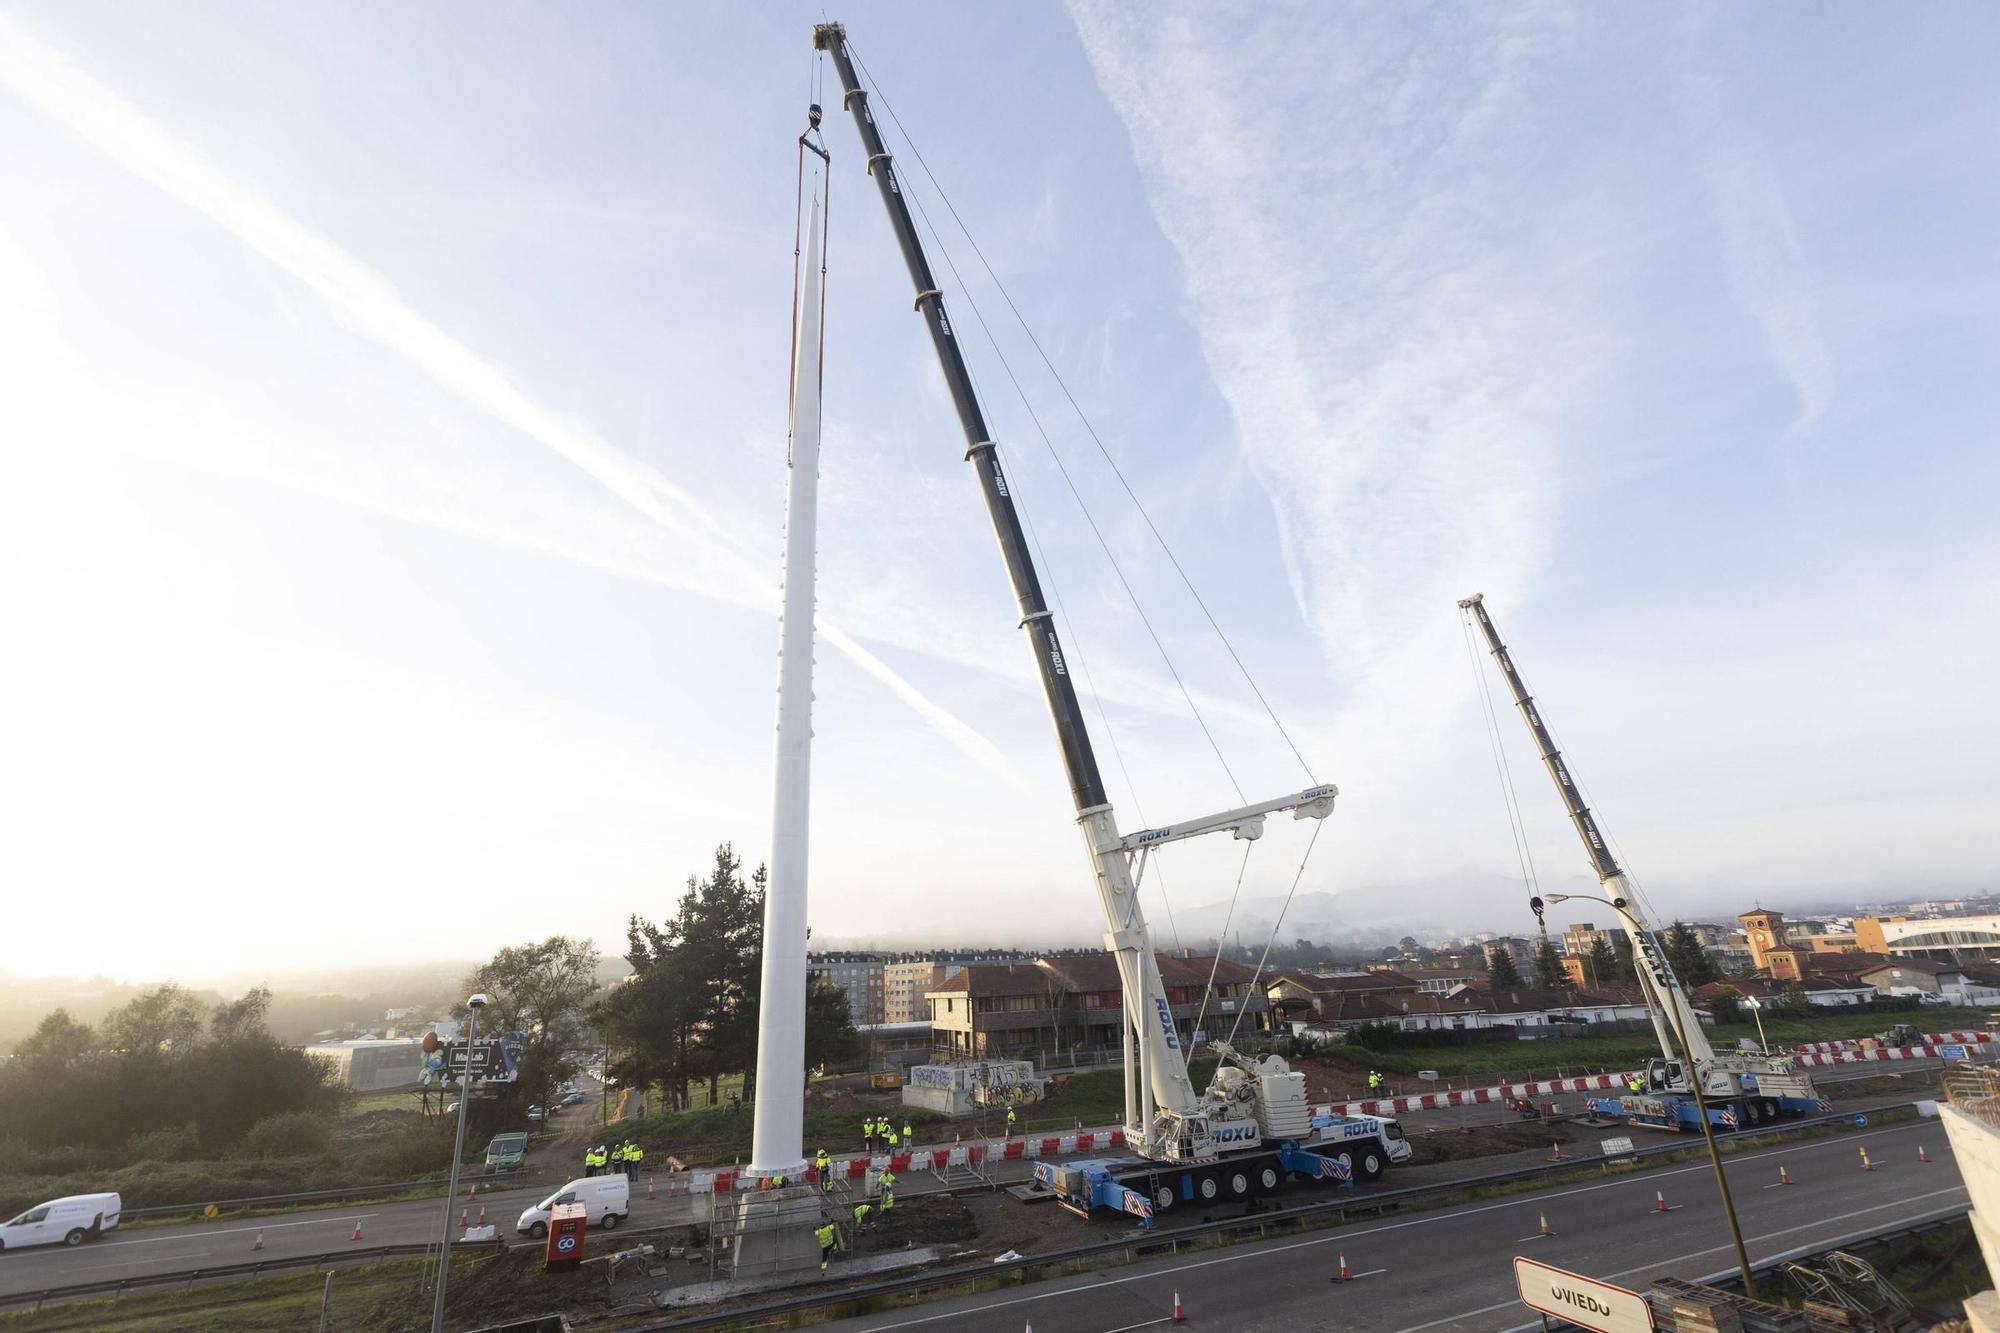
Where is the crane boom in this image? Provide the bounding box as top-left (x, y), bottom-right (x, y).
top-left (813, 22), bottom-right (1341, 1161)
top-left (1458, 595), bottom-right (1825, 1119)
top-left (1458, 593), bottom-right (1703, 1062)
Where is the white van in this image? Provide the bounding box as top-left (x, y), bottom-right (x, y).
top-left (516, 1175), bottom-right (628, 1238)
top-left (0, 1193), bottom-right (122, 1251)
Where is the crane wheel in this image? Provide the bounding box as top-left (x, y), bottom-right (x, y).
top-left (1196, 1173), bottom-right (1221, 1203)
top-left (1152, 1183), bottom-right (1176, 1214)
top-left (1226, 1170), bottom-right (1250, 1199)
top-left (1256, 1165), bottom-right (1281, 1194)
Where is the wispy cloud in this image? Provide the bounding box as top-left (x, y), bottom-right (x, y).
top-left (1068, 2), bottom-right (1603, 788)
top-left (1673, 11), bottom-right (1833, 467)
top-left (0, 8), bottom-right (1028, 788)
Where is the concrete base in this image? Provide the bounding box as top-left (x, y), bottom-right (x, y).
top-left (726, 1184), bottom-right (824, 1280)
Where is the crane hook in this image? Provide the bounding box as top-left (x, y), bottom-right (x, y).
top-left (808, 103), bottom-right (823, 130)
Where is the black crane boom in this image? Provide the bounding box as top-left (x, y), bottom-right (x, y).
top-left (814, 22), bottom-right (1108, 813)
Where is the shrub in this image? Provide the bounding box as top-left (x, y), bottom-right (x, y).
top-left (238, 1111), bottom-right (334, 1159)
top-left (131, 1123), bottom-right (204, 1162)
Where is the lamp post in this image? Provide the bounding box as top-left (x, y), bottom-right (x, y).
top-left (1743, 995), bottom-right (1770, 1053)
top-left (1541, 894), bottom-right (1757, 1296)
top-left (431, 993), bottom-right (487, 1333)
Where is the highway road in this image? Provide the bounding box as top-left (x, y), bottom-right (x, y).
top-left (0, 1062), bottom-right (1944, 1306)
top-left (820, 1116), bottom-right (1966, 1333)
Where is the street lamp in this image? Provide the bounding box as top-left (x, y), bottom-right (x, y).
top-left (1538, 893), bottom-right (1757, 1296)
top-left (431, 993), bottom-right (488, 1333)
top-left (1742, 995), bottom-right (1770, 1053)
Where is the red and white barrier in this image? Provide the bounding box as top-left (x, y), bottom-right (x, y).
top-left (1315, 1070), bottom-right (1640, 1120)
top-left (1794, 1039), bottom-right (1991, 1066)
top-left (1798, 1030), bottom-right (1987, 1053)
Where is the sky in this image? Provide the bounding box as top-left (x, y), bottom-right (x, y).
top-left (1, 3), bottom-right (1995, 982)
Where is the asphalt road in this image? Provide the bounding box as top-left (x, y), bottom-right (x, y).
top-left (820, 1117), bottom-right (1965, 1333)
top-left (0, 1061), bottom-right (1944, 1304)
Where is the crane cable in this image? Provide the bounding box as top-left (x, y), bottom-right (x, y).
top-left (851, 53), bottom-right (1317, 786)
top-left (850, 41), bottom-right (1324, 800)
top-left (1187, 840), bottom-right (1257, 1057)
top-left (1460, 608), bottom-right (1544, 927)
top-left (890, 148), bottom-right (1191, 955)
top-left (1221, 818), bottom-right (1326, 1050)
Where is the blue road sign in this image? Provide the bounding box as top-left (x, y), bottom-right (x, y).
top-left (1942, 1044), bottom-right (1969, 1061)
top-left (1853, 1114), bottom-right (1869, 1128)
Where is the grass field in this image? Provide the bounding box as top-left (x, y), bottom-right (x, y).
top-left (1318, 1005), bottom-right (1993, 1081)
top-left (0, 1253), bottom-right (477, 1332)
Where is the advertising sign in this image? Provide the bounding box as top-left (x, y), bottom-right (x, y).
top-left (420, 1032), bottom-right (524, 1086)
top-left (1514, 1258), bottom-right (1654, 1333)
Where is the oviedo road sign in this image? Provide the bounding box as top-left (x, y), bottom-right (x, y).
top-left (1514, 1257), bottom-right (1655, 1333)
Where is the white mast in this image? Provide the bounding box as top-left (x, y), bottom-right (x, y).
top-left (748, 169), bottom-right (826, 1179)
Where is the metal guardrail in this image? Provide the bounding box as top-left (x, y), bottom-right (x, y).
top-left (0, 1101), bottom-right (1921, 1318)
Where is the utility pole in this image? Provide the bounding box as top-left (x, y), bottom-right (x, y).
top-left (430, 994), bottom-right (487, 1333)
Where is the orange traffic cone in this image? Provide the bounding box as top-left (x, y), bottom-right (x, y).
top-left (1778, 1163), bottom-right (1791, 1186)
top-left (252, 1231), bottom-right (264, 1251)
top-left (1654, 1191), bottom-right (1669, 1213)
top-left (477, 1205), bottom-right (486, 1226)
top-left (1173, 1289), bottom-right (1185, 1322)
top-left (1539, 1212), bottom-right (1554, 1237)
top-left (351, 1219), bottom-right (364, 1241)
top-left (1859, 1146), bottom-right (1874, 1172)
top-left (1549, 1141), bottom-right (1565, 1162)
top-left (459, 1206), bottom-right (468, 1227)
top-left (468, 1183), bottom-right (477, 1200)
top-left (648, 1178), bottom-right (656, 1200)
top-left (1337, 1253), bottom-right (1352, 1282)
top-left (1919, 1144), bottom-right (1931, 1163)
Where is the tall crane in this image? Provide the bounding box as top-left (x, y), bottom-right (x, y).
top-left (1460, 594), bottom-right (1826, 1129)
top-left (812, 22), bottom-right (1407, 1212)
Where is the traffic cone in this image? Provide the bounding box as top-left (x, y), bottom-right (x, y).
top-left (459, 1206), bottom-right (468, 1227)
top-left (648, 1178), bottom-right (656, 1200)
top-left (1173, 1290), bottom-right (1185, 1322)
top-left (1919, 1144), bottom-right (1931, 1163)
top-left (1654, 1191), bottom-right (1669, 1213)
top-left (1549, 1141), bottom-right (1565, 1162)
top-left (468, 1183), bottom-right (477, 1200)
top-left (351, 1219), bottom-right (364, 1241)
top-left (1336, 1253), bottom-right (1352, 1282)
top-left (1860, 1146), bottom-right (1874, 1172)
top-left (252, 1231), bottom-right (264, 1251)
top-left (477, 1205), bottom-right (486, 1226)
top-left (1539, 1212), bottom-right (1554, 1237)
top-left (1778, 1163), bottom-right (1791, 1186)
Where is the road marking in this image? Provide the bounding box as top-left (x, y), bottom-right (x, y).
top-left (1393, 1191), bottom-right (1970, 1333)
top-left (848, 1127), bottom-right (1953, 1332)
top-left (94, 1212), bottom-right (384, 1248)
top-left (1100, 1319), bottom-right (1173, 1333)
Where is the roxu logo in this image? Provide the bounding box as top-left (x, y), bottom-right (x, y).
top-left (1211, 1124), bottom-right (1257, 1144)
top-left (1154, 999), bottom-right (1180, 1050)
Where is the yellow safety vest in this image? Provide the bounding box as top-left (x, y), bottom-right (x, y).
top-left (816, 1224), bottom-right (836, 1247)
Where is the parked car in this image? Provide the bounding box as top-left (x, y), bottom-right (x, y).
top-left (560, 1092), bottom-right (585, 1107)
top-left (526, 1105), bottom-right (546, 1124)
top-left (516, 1175), bottom-right (628, 1238)
top-left (0, 1194), bottom-right (121, 1251)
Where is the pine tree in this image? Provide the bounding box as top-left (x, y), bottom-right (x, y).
top-left (1585, 936), bottom-right (1618, 989)
top-left (1663, 921), bottom-right (1720, 986)
top-left (1486, 944), bottom-right (1524, 987)
top-left (1533, 937), bottom-right (1565, 988)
